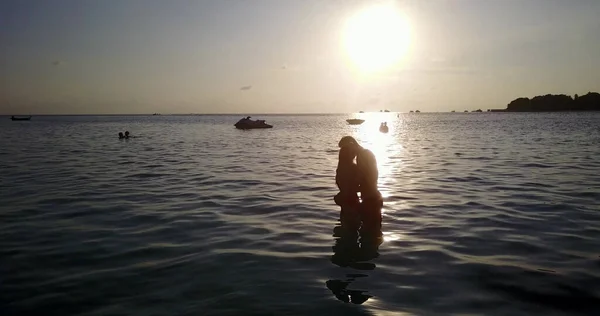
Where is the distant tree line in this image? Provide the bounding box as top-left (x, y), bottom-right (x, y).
top-left (506, 92), bottom-right (600, 111)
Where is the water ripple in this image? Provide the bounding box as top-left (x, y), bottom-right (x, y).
top-left (1, 113), bottom-right (599, 315)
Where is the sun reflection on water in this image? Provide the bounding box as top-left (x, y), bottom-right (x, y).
top-left (350, 112), bottom-right (404, 202)
top-left (382, 231), bottom-right (402, 243)
top-left (347, 112), bottom-right (406, 245)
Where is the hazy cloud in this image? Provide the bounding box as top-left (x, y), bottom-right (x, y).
top-left (393, 66), bottom-right (481, 76)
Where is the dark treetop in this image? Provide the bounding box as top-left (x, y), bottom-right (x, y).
top-left (504, 92), bottom-right (600, 112)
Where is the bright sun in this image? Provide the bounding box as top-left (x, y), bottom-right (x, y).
top-left (342, 4), bottom-right (411, 73)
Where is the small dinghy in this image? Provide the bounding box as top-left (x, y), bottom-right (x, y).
top-left (346, 119), bottom-right (365, 125)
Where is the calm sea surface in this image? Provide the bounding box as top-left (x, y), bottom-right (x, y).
top-left (1, 113), bottom-right (599, 316)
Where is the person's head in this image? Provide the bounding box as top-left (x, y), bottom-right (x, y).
top-left (338, 136), bottom-right (359, 149)
top-left (125, 131), bottom-right (130, 136)
top-left (118, 132), bottom-right (124, 138)
top-left (338, 146), bottom-right (356, 166)
top-left (357, 148), bottom-right (378, 186)
top-left (357, 149), bottom-right (376, 168)
top-left (338, 136), bottom-right (361, 159)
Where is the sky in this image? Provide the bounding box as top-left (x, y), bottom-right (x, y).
top-left (1, 0), bottom-right (599, 114)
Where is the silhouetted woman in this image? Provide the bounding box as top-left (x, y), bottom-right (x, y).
top-left (334, 145), bottom-right (361, 232)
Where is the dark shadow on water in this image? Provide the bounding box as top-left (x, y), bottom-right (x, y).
top-left (326, 221), bottom-right (382, 305)
top-left (475, 265), bottom-right (600, 315)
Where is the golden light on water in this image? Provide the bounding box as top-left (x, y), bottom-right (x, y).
top-left (383, 231), bottom-right (402, 242)
top-left (353, 112), bottom-right (414, 243)
top-left (352, 112), bottom-right (403, 201)
top-left (342, 3), bottom-right (411, 73)
top-left (347, 112), bottom-right (407, 245)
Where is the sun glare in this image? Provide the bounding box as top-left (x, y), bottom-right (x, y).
top-left (353, 112), bottom-right (400, 198)
top-left (342, 4), bottom-right (411, 73)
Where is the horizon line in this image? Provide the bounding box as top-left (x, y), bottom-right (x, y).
top-left (0, 111), bottom-right (471, 117)
top-left (1, 110), bottom-right (507, 116)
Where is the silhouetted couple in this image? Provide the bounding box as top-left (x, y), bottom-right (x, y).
top-left (327, 136), bottom-right (382, 305)
top-left (335, 136), bottom-right (383, 238)
top-left (118, 131), bottom-right (131, 139)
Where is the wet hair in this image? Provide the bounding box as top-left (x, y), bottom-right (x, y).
top-left (338, 146), bottom-right (356, 165)
top-left (338, 136), bottom-right (359, 148)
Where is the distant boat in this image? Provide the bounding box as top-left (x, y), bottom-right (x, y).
top-left (415, 110), bottom-right (421, 113)
top-left (409, 110), bottom-right (414, 113)
top-left (384, 109), bottom-right (390, 112)
top-left (10, 116), bottom-right (31, 121)
top-left (473, 109), bottom-right (482, 112)
top-left (359, 111), bottom-right (364, 113)
top-left (464, 110), bottom-right (468, 112)
top-left (346, 119), bottom-right (365, 125)
top-left (234, 116), bottom-right (273, 129)
top-left (451, 110), bottom-right (456, 113)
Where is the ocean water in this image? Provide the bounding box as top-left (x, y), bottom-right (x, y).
top-left (1, 113), bottom-right (599, 316)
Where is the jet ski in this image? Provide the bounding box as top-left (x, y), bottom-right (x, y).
top-left (234, 116), bottom-right (273, 129)
top-left (11, 116), bottom-right (32, 121)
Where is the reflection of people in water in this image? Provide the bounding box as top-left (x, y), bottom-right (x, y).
top-left (330, 224), bottom-right (381, 268)
top-left (337, 136), bottom-right (383, 237)
top-left (326, 278), bottom-right (372, 304)
top-left (326, 222), bottom-right (382, 304)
